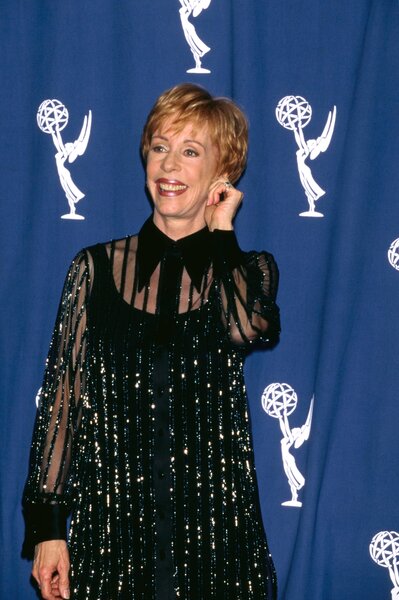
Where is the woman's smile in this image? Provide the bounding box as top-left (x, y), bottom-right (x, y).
top-left (156, 178), bottom-right (188, 196)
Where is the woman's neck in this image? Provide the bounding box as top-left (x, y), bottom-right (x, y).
top-left (152, 214), bottom-right (207, 241)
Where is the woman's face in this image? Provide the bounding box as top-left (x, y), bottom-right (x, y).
top-left (146, 121), bottom-right (220, 234)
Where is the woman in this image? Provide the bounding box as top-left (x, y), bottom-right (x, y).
top-left (24, 83), bottom-right (280, 599)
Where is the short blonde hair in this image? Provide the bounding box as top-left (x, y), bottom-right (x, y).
top-left (141, 83), bottom-right (248, 184)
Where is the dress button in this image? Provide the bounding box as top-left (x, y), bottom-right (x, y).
top-left (158, 470), bottom-right (165, 479)
top-left (157, 386), bottom-right (165, 397)
top-left (159, 549), bottom-right (166, 560)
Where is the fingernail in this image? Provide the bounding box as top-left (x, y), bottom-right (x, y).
top-left (62, 589), bottom-right (70, 599)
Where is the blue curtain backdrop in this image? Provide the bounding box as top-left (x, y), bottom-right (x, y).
top-left (2, 1), bottom-right (399, 598)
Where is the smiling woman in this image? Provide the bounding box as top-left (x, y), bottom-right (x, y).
top-left (23, 83), bottom-right (280, 600)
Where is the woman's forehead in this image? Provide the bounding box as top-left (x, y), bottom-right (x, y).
top-left (153, 118), bottom-right (210, 141)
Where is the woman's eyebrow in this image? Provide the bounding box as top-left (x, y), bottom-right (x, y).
top-left (151, 134), bottom-right (205, 150)
top-left (183, 139), bottom-right (205, 149)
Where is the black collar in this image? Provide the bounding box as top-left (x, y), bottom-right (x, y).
top-left (136, 218), bottom-right (212, 292)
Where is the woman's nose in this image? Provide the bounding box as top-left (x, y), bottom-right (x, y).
top-left (161, 151), bottom-right (180, 172)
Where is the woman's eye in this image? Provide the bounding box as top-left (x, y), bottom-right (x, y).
top-left (151, 145), bottom-right (167, 153)
top-left (184, 148), bottom-right (199, 157)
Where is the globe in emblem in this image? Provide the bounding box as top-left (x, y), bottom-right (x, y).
top-left (262, 382), bottom-right (298, 419)
top-left (37, 99), bottom-right (69, 135)
top-left (276, 95), bottom-right (312, 131)
top-left (370, 531), bottom-right (399, 569)
top-left (388, 238), bottom-right (399, 271)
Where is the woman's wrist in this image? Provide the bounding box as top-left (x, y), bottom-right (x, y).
top-left (24, 502), bottom-right (68, 546)
top-left (211, 229), bottom-right (242, 274)
top-left (208, 221), bottom-right (234, 232)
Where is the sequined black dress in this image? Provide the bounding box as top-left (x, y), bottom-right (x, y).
top-left (24, 218), bottom-right (280, 599)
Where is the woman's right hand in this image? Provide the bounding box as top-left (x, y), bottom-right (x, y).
top-left (32, 540), bottom-right (70, 599)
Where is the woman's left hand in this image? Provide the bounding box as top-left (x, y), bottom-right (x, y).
top-left (205, 178), bottom-right (244, 231)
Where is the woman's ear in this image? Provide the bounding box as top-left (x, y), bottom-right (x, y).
top-left (213, 172), bottom-right (228, 184)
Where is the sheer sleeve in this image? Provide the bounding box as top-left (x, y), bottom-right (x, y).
top-left (211, 230), bottom-right (280, 347)
top-left (23, 250), bottom-right (92, 548)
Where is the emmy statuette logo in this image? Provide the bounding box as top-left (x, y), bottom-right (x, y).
top-left (388, 238), bottom-right (399, 271)
top-left (370, 531), bottom-right (399, 599)
top-left (37, 99), bottom-right (92, 220)
top-left (262, 382), bottom-right (314, 507)
top-left (276, 95), bottom-right (336, 217)
top-left (179, 0), bottom-right (212, 73)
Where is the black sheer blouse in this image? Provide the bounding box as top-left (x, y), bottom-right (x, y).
top-left (24, 219), bottom-right (280, 599)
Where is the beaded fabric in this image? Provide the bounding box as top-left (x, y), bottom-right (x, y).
top-left (23, 219), bottom-right (280, 599)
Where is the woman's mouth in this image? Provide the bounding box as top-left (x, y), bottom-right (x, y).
top-left (156, 179), bottom-right (188, 196)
